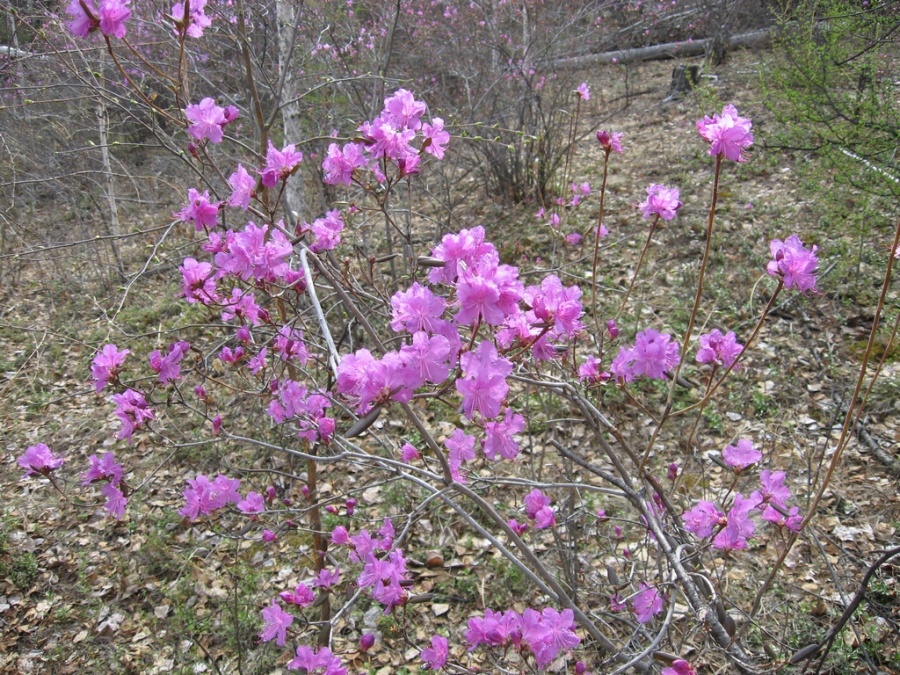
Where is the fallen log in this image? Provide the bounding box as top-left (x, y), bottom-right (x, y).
top-left (548, 28), bottom-right (772, 69)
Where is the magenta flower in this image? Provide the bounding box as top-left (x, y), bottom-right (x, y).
top-left (286, 645), bottom-right (346, 674)
top-left (456, 341), bottom-right (512, 420)
top-left (101, 483), bottom-right (127, 519)
top-left (184, 98), bottom-right (227, 145)
top-left (696, 329), bottom-right (743, 368)
top-left (383, 89), bottom-right (427, 130)
top-left (422, 117), bottom-right (450, 159)
top-left (83, 452), bottom-right (124, 486)
top-left (179, 473), bottom-right (242, 520)
top-left (763, 504), bottom-right (803, 532)
top-left (313, 567), bottom-right (340, 589)
top-left (639, 183), bottom-right (682, 221)
top-left (596, 130), bottom-right (624, 153)
top-left (427, 226), bottom-right (498, 285)
top-left (753, 470), bottom-right (792, 509)
top-left (524, 488), bottom-right (551, 519)
top-left (172, 0), bottom-right (212, 38)
top-left (237, 491), bottom-right (265, 514)
top-left (482, 407), bottom-right (525, 461)
top-left (112, 389), bottom-right (154, 441)
top-left (260, 141), bottom-right (303, 187)
top-left (611, 329), bottom-right (680, 382)
top-left (682, 500), bottom-right (725, 539)
top-left (280, 583), bottom-right (315, 607)
top-left (259, 599), bottom-right (294, 647)
top-left (696, 104), bottom-right (753, 162)
top-left (632, 582), bottom-right (664, 623)
top-left (91, 343), bottom-right (130, 392)
top-left (66, 0), bottom-right (98, 37)
top-left (576, 82), bottom-right (591, 100)
top-left (149, 341), bottom-right (190, 384)
top-left (227, 165), bottom-right (255, 209)
top-left (322, 142), bottom-right (367, 185)
top-left (98, 0), bottom-right (131, 38)
top-left (390, 282), bottom-right (447, 334)
top-left (400, 442), bottom-right (420, 462)
top-left (179, 258), bottom-right (218, 305)
top-left (712, 492), bottom-right (759, 550)
top-left (175, 188), bottom-right (220, 230)
top-left (18, 444), bottom-right (64, 478)
top-left (445, 428), bottom-right (477, 483)
top-left (421, 634), bottom-right (449, 670)
top-left (304, 210), bottom-right (345, 253)
top-left (662, 659), bottom-right (697, 675)
top-left (767, 234), bottom-right (819, 292)
top-left (723, 438), bottom-right (762, 470)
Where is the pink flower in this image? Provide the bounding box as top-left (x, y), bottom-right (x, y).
top-left (767, 234), bottom-right (819, 292)
top-left (482, 407), bottom-right (525, 461)
top-left (91, 343), bottom-right (130, 392)
top-left (180, 473), bottom-right (242, 520)
top-left (696, 104), bottom-right (753, 162)
top-left (66, 0), bottom-right (98, 37)
top-left (596, 130), bottom-right (623, 153)
top-left (259, 599), bottom-right (294, 646)
top-left (422, 118), bottom-right (450, 159)
top-left (421, 634), bottom-right (449, 670)
top-left (98, 0), bottom-right (131, 38)
top-left (639, 183), bottom-right (682, 221)
top-left (445, 428), bottom-right (477, 483)
top-left (237, 491), bottom-right (265, 514)
top-left (101, 483), bottom-right (127, 519)
top-left (18, 444), bottom-right (64, 478)
top-left (456, 341), bottom-right (512, 420)
top-left (175, 188), bottom-right (220, 230)
top-left (383, 89), bottom-right (427, 130)
top-left (400, 442), bottom-right (420, 462)
top-left (753, 470), bottom-right (792, 509)
top-left (171, 0), bottom-right (212, 38)
top-left (286, 645), bottom-right (346, 674)
top-left (712, 492), bottom-right (759, 550)
top-left (227, 165), bottom-right (255, 209)
top-left (322, 142), bottom-right (367, 185)
top-left (184, 98), bottom-right (227, 144)
top-left (112, 389), bottom-right (154, 441)
top-left (696, 329), bottom-right (743, 368)
top-left (260, 141), bottom-right (303, 187)
top-left (682, 500), bottom-right (725, 539)
top-left (611, 329), bottom-right (680, 382)
top-left (179, 258), bottom-right (218, 305)
top-left (632, 582), bottom-right (664, 623)
top-left (280, 583), bottom-right (315, 607)
top-left (662, 659), bottom-right (697, 675)
top-left (390, 282), bottom-right (446, 334)
top-left (83, 452), bottom-right (124, 486)
top-left (149, 341), bottom-right (190, 384)
top-left (723, 438), bottom-right (762, 470)
top-left (576, 82), bottom-right (591, 100)
top-left (313, 567), bottom-right (340, 589)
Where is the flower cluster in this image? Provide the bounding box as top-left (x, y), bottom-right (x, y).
top-left (18, 444), bottom-right (64, 478)
top-left (767, 234), bottom-right (819, 293)
top-left (697, 104), bottom-right (754, 162)
top-left (83, 452), bottom-right (127, 519)
top-left (179, 473), bottom-right (243, 520)
top-left (610, 329), bottom-right (681, 382)
top-left (466, 606), bottom-right (580, 669)
top-left (695, 329), bottom-right (743, 369)
top-left (184, 98), bottom-right (238, 145)
top-left (639, 183), bottom-right (682, 221)
top-left (66, 0), bottom-right (131, 39)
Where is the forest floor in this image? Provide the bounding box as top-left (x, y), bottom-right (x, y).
top-left (1, 49), bottom-right (898, 674)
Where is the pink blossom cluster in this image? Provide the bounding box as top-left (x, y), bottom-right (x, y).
top-left (267, 380), bottom-right (334, 445)
top-left (767, 234), bottom-right (819, 293)
top-left (179, 473), bottom-right (242, 520)
top-left (18, 443), bottom-right (64, 478)
top-left (697, 104), bottom-right (754, 162)
top-left (149, 341), bottom-right (190, 384)
top-left (184, 98), bottom-right (239, 145)
top-left (323, 89), bottom-right (449, 186)
top-left (465, 606), bottom-right (581, 669)
top-left (91, 343), bottom-right (130, 392)
top-left (695, 329), bottom-right (743, 369)
top-left (682, 464), bottom-right (803, 549)
top-left (83, 451), bottom-right (128, 519)
top-left (171, 0), bottom-right (213, 38)
top-left (524, 488), bottom-right (556, 529)
top-left (639, 183), bottom-right (682, 221)
top-left (610, 329), bottom-right (681, 382)
top-left (112, 389), bottom-right (154, 442)
top-left (329, 519), bottom-right (410, 611)
top-left (66, 0), bottom-right (131, 39)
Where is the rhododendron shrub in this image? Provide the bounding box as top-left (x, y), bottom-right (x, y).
top-left (15, 6), bottom-right (899, 673)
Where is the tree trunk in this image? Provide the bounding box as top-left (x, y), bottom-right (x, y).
top-left (277, 0), bottom-right (307, 225)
